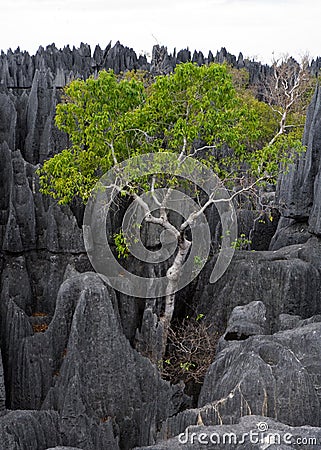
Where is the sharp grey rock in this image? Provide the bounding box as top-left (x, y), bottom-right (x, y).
top-left (269, 217), bottom-right (312, 251)
top-left (176, 48), bottom-right (191, 63)
top-left (192, 50), bottom-right (205, 66)
top-left (116, 292), bottom-right (145, 344)
top-left (0, 143), bottom-right (37, 253)
top-left (218, 300), bottom-right (267, 352)
top-left (0, 42), bottom-right (274, 92)
top-left (193, 240), bottom-right (321, 335)
top-left (1, 273), bottom-right (121, 449)
top-left (278, 313), bottom-right (302, 331)
top-left (0, 410), bottom-right (62, 450)
top-left (134, 303), bottom-right (165, 363)
top-left (273, 321), bottom-right (321, 402)
top-left (104, 41), bottom-right (139, 74)
top-left (311, 56), bottom-right (321, 76)
top-left (2, 149), bottom-right (36, 252)
top-left (250, 209), bottom-right (280, 251)
top-left (210, 207), bottom-right (278, 254)
top-left (153, 311), bottom-right (321, 443)
top-left (0, 255), bottom-right (32, 313)
top-left (0, 42), bottom-right (146, 90)
top-left (40, 272), bottom-right (187, 450)
top-left (198, 330), bottom-right (320, 428)
top-left (237, 51), bottom-right (245, 67)
top-left (236, 209), bottom-right (259, 240)
top-left (276, 85), bottom-right (321, 234)
top-left (0, 137), bottom-right (88, 314)
top-left (0, 294), bottom-right (33, 407)
top-left (150, 45), bottom-right (176, 74)
top-left (9, 273), bottom-right (117, 410)
top-left (135, 415), bottom-right (321, 449)
top-left (279, 312), bottom-right (321, 331)
top-left (23, 68), bottom-right (63, 164)
top-left (0, 142), bottom-right (12, 249)
top-left (0, 92), bottom-right (16, 149)
top-left (45, 203), bottom-right (85, 253)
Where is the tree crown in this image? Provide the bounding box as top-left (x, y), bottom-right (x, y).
top-left (38, 61), bottom-right (311, 204)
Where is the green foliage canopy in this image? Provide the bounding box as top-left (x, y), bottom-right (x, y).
top-left (38, 62), bottom-right (306, 204)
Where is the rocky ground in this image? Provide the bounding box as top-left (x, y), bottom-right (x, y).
top-left (1, 42), bottom-right (321, 449)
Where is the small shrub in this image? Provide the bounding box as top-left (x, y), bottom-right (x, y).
top-left (230, 233), bottom-right (252, 250)
top-left (113, 230), bottom-right (130, 259)
top-left (161, 316), bottom-right (219, 386)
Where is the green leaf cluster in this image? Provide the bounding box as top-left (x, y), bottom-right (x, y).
top-left (113, 230), bottom-right (130, 259)
top-left (38, 70), bottom-right (146, 203)
top-left (38, 62), bottom-right (310, 204)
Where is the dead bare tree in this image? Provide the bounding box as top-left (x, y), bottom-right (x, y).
top-left (262, 54), bottom-right (313, 145)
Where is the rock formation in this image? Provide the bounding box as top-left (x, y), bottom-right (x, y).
top-left (1, 41), bottom-right (321, 449)
top-left (272, 84), bottom-right (321, 246)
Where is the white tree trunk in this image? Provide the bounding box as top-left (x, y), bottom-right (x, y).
top-left (159, 234), bottom-right (191, 358)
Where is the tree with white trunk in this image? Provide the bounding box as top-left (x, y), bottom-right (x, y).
top-left (38, 61), bottom-right (311, 361)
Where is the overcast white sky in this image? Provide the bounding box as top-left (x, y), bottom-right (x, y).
top-left (1, 0), bottom-right (320, 64)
